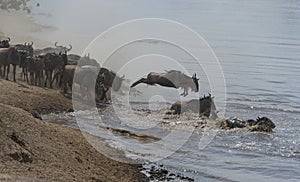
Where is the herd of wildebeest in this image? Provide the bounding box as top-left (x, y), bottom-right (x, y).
top-left (0, 37), bottom-right (124, 102)
top-left (0, 36), bottom-right (204, 103)
top-left (0, 37), bottom-right (276, 132)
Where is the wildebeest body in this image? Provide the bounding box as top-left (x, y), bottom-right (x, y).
top-left (26, 56), bottom-right (44, 86)
top-left (131, 70), bottom-right (199, 96)
top-left (170, 94), bottom-right (218, 119)
top-left (43, 52), bottom-right (67, 88)
top-left (0, 47), bottom-right (20, 81)
top-left (61, 65), bottom-right (76, 94)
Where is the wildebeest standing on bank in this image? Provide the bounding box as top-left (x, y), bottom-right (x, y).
top-left (96, 67), bottom-right (124, 101)
top-left (43, 52), bottom-right (68, 88)
top-left (18, 51), bottom-right (29, 82)
top-left (73, 65), bottom-right (99, 101)
top-left (61, 65), bottom-right (100, 100)
top-left (60, 65), bottom-right (77, 94)
top-left (26, 55), bottom-right (45, 86)
top-left (15, 42), bottom-right (34, 80)
top-left (131, 70), bottom-right (199, 96)
top-left (60, 65), bottom-right (124, 102)
top-left (0, 47), bottom-right (20, 81)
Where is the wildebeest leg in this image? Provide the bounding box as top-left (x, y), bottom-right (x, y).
top-left (130, 78), bottom-right (149, 88)
top-left (63, 82), bottom-right (68, 94)
top-left (51, 71), bottom-right (62, 88)
top-left (2, 66), bottom-right (6, 78)
top-left (53, 72), bottom-right (62, 85)
top-left (180, 88), bottom-right (188, 97)
top-left (40, 70), bottom-right (44, 86)
top-left (44, 71), bottom-right (50, 87)
top-left (34, 72), bottom-right (37, 86)
top-left (6, 65), bottom-right (10, 80)
top-left (58, 73), bottom-right (64, 87)
top-left (38, 71), bottom-right (43, 86)
top-left (13, 65), bottom-right (16, 82)
top-left (44, 71), bottom-right (47, 87)
top-left (69, 83), bottom-right (72, 93)
top-left (64, 82), bottom-right (72, 94)
top-left (21, 67), bottom-right (24, 81)
top-left (25, 68), bottom-right (29, 83)
top-left (30, 72), bottom-right (34, 85)
top-left (20, 67), bottom-right (24, 80)
top-left (100, 87), bottom-right (109, 102)
top-left (49, 70), bottom-right (53, 88)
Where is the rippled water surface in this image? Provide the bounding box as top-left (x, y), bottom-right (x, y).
top-left (35, 0), bottom-right (300, 181)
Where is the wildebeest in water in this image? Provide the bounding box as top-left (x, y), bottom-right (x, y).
top-left (170, 93), bottom-right (218, 119)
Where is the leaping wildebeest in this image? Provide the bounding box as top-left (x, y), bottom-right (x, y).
top-left (131, 70), bottom-right (199, 96)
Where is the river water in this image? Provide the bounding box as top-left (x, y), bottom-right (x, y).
top-left (29, 0), bottom-right (300, 181)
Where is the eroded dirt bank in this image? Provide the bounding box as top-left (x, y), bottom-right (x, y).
top-left (0, 80), bottom-right (147, 181)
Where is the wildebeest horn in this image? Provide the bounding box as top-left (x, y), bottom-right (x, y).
top-left (55, 42), bottom-right (59, 47)
top-left (24, 42), bottom-right (28, 46)
top-left (67, 44), bottom-right (72, 51)
top-left (7, 37), bottom-right (10, 42)
top-left (30, 41), bottom-right (33, 46)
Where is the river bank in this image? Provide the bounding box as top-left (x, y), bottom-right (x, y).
top-left (0, 79), bottom-right (147, 181)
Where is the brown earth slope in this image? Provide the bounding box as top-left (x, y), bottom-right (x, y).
top-left (0, 80), bottom-right (147, 181)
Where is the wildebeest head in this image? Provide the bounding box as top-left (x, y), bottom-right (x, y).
top-left (256, 117), bottom-right (276, 129)
top-left (25, 41), bottom-right (34, 56)
top-left (199, 93), bottom-right (217, 118)
top-left (98, 67), bottom-right (124, 91)
top-left (191, 73), bottom-right (199, 92)
top-left (55, 42), bottom-right (72, 52)
top-left (0, 37), bottom-right (10, 48)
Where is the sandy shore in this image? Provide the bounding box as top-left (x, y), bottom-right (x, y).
top-left (0, 79), bottom-right (148, 181)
